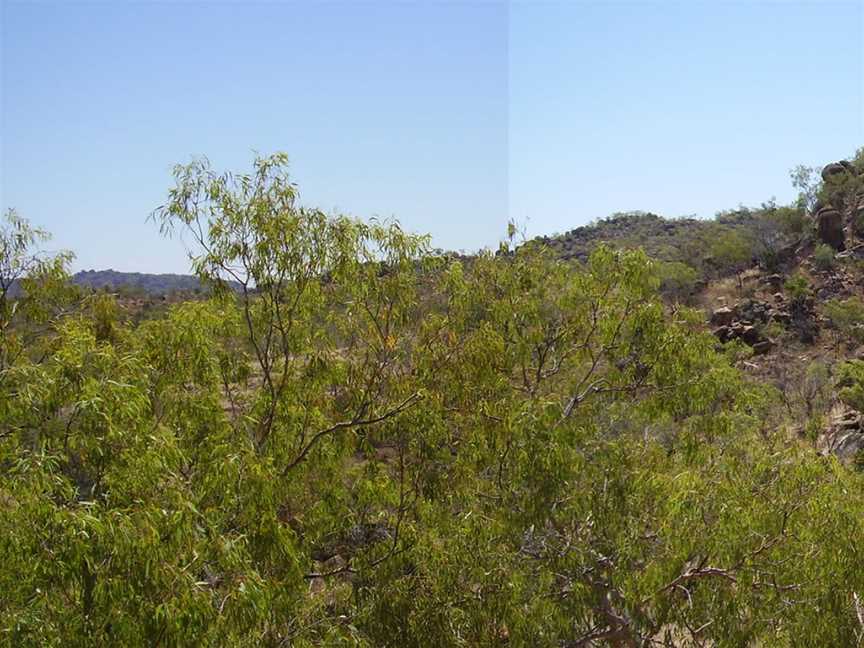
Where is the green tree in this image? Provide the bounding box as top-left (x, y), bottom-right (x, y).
top-left (6, 155), bottom-right (864, 646)
top-left (656, 260), bottom-right (700, 303)
top-left (0, 208), bottom-right (75, 373)
top-left (709, 230), bottom-right (753, 287)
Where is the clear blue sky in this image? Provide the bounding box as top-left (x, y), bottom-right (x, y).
top-left (2, 1), bottom-right (862, 273)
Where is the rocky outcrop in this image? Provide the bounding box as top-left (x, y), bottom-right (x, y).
top-left (710, 298), bottom-right (783, 353)
top-left (816, 206), bottom-right (845, 250)
top-left (819, 405), bottom-right (864, 463)
top-left (821, 161), bottom-right (853, 182)
top-left (813, 160), bottom-right (864, 249)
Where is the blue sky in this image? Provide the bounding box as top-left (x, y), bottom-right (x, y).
top-left (2, 1), bottom-right (862, 273)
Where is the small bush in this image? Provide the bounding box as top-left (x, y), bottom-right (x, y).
top-left (804, 413), bottom-right (824, 445)
top-left (784, 272), bottom-right (811, 303)
top-left (824, 297), bottom-right (864, 342)
top-left (813, 244), bottom-right (835, 271)
top-left (656, 261), bottom-right (701, 302)
top-left (836, 360), bottom-right (864, 412)
top-left (762, 320), bottom-right (785, 340)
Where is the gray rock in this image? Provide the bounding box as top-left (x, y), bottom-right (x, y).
top-left (740, 325), bottom-right (762, 345)
top-left (713, 326), bottom-right (732, 343)
top-left (752, 339), bottom-right (774, 355)
top-left (826, 431), bottom-right (864, 462)
top-left (819, 406), bottom-right (864, 462)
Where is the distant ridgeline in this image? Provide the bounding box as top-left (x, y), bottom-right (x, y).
top-left (526, 207), bottom-right (808, 280)
top-left (72, 269), bottom-right (242, 295)
top-left (530, 211), bottom-right (763, 263)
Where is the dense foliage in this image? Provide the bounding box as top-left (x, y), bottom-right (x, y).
top-left (3, 158), bottom-right (864, 647)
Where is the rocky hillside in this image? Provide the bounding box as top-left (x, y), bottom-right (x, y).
top-left (693, 156), bottom-right (864, 464)
top-left (532, 210), bottom-right (757, 263)
top-left (524, 151), bottom-right (864, 466)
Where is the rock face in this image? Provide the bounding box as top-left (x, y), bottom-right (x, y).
top-left (819, 405), bottom-right (864, 463)
top-left (816, 206), bottom-right (846, 250)
top-left (813, 160), bottom-right (864, 249)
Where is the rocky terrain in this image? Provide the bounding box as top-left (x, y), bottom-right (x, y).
top-left (528, 154), bottom-right (864, 466)
top-left (697, 158), bottom-right (864, 463)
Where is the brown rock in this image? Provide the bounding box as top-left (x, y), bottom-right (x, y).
top-left (816, 206), bottom-right (845, 250)
top-left (710, 306), bottom-right (734, 326)
top-left (822, 161), bottom-right (852, 182)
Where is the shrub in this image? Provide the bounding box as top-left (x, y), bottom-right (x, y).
top-left (656, 261), bottom-right (701, 302)
top-left (836, 360), bottom-right (864, 412)
top-left (824, 297), bottom-right (864, 342)
top-left (813, 244), bottom-right (835, 271)
top-left (763, 320), bottom-right (786, 340)
top-left (784, 272), bottom-right (811, 303)
top-left (709, 231), bottom-right (753, 285)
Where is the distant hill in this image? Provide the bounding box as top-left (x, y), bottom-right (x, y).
top-left (529, 211), bottom-right (760, 264)
top-left (68, 211), bottom-right (784, 296)
top-left (524, 208), bottom-right (806, 279)
top-left (72, 269), bottom-right (240, 295)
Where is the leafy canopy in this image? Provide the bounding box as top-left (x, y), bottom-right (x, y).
top-left (3, 155), bottom-right (864, 647)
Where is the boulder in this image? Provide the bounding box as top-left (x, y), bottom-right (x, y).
top-left (839, 160), bottom-right (858, 175)
top-left (752, 339), bottom-right (774, 355)
top-left (822, 161), bottom-right (852, 182)
top-left (713, 326), bottom-right (732, 343)
top-left (736, 299), bottom-right (771, 324)
top-left (769, 310), bottom-right (791, 325)
top-left (817, 406), bottom-right (864, 462)
top-left (832, 408), bottom-right (861, 431)
top-left (740, 325), bottom-right (762, 345)
top-left (710, 306), bottom-right (734, 326)
top-left (816, 206), bottom-right (845, 250)
top-left (825, 432), bottom-right (864, 463)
